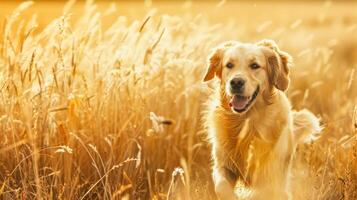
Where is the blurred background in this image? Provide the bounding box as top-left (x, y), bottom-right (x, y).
top-left (0, 0), bottom-right (356, 199)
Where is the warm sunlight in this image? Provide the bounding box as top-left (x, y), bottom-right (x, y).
top-left (0, 0), bottom-right (356, 199)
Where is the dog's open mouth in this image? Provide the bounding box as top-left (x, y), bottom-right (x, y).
top-left (229, 86), bottom-right (260, 113)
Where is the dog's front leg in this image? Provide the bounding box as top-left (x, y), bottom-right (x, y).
top-left (213, 167), bottom-right (237, 200)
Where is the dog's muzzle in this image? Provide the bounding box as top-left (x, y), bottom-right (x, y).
top-left (229, 86), bottom-right (260, 113)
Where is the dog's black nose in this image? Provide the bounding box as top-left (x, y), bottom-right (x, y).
top-left (230, 78), bottom-right (245, 93)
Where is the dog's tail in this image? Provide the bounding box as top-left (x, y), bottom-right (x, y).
top-left (293, 109), bottom-right (323, 144)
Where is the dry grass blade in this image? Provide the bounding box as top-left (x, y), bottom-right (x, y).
top-left (139, 16), bottom-right (151, 33)
top-left (79, 158), bottom-right (139, 200)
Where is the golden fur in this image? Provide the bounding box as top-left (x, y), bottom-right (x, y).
top-left (203, 40), bottom-right (322, 200)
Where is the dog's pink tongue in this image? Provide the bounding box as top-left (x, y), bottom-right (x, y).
top-left (230, 95), bottom-right (249, 110)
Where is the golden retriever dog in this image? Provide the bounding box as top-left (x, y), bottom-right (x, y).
top-left (203, 39), bottom-right (322, 200)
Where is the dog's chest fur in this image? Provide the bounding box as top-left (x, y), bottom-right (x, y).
top-left (214, 114), bottom-right (277, 184)
top-left (208, 93), bottom-right (291, 186)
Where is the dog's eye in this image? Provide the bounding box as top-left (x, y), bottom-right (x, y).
top-left (250, 63), bottom-right (260, 70)
top-left (226, 62), bottom-right (234, 69)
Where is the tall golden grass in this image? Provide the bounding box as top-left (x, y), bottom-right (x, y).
top-left (0, 1), bottom-right (356, 199)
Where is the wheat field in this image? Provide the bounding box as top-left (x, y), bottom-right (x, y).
top-left (0, 0), bottom-right (356, 199)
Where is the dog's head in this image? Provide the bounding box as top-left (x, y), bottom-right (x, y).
top-left (203, 40), bottom-right (292, 114)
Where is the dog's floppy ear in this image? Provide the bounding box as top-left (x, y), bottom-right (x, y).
top-left (203, 42), bottom-right (234, 82)
top-left (257, 39), bottom-right (292, 91)
top-left (203, 47), bottom-right (222, 82)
